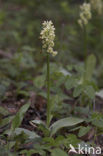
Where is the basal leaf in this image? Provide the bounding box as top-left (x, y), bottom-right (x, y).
top-left (50, 117), bottom-right (84, 136)
top-left (11, 103), bottom-right (30, 131)
top-left (14, 128), bottom-right (40, 139)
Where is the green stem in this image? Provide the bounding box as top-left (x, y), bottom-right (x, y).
top-left (83, 25), bottom-right (87, 59)
top-left (47, 53), bottom-right (50, 127)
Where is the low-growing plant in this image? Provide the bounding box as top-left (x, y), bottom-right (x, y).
top-left (0, 1), bottom-right (103, 155)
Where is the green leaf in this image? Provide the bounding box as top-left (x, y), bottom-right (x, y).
top-left (73, 85), bottom-right (83, 97)
top-left (31, 119), bottom-right (50, 136)
top-left (92, 119), bottom-right (103, 128)
top-left (84, 85), bottom-right (95, 99)
top-left (34, 75), bottom-right (45, 88)
top-left (0, 106), bottom-right (9, 116)
top-left (78, 126), bottom-right (91, 137)
top-left (0, 116), bottom-right (14, 127)
top-left (85, 54), bottom-right (96, 81)
top-left (64, 134), bottom-right (80, 148)
top-left (65, 77), bottom-right (77, 90)
top-left (51, 148), bottom-right (68, 156)
top-left (11, 103), bottom-right (30, 131)
top-left (14, 128), bottom-right (40, 139)
top-left (50, 117), bottom-right (84, 136)
top-left (74, 106), bottom-right (89, 116)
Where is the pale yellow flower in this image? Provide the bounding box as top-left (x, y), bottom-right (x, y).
top-left (90, 0), bottom-right (103, 15)
top-left (78, 3), bottom-right (92, 28)
top-left (40, 21), bottom-right (58, 57)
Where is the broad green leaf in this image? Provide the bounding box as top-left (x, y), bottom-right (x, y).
top-left (64, 134), bottom-right (80, 148)
top-left (50, 117), bottom-right (84, 136)
top-left (84, 85), bottom-right (95, 99)
top-left (74, 106), bottom-right (89, 115)
top-left (11, 103), bottom-right (30, 131)
top-left (34, 75), bottom-right (45, 88)
top-left (92, 119), bottom-right (103, 128)
top-left (78, 126), bottom-right (91, 137)
top-left (14, 128), bottom-right (39, 139)
top-left (55, 135), bottom-right (65, 145)
top-left (51, 148), bottom-right (68, 156)
top-left (73, 85), bottom-right (83, 97)
top-left (65, 77), bottom-right (77, 90)
top-left (84, 54), bottom-right (96, 81)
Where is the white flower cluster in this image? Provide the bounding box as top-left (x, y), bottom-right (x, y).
top-left (40, 21), bottom-right (58, 57)
top-left (90, 0), bottom-right (103, 15)
top-left (78, 3), bottom-right (92, 28)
